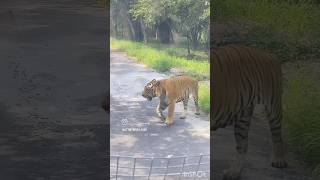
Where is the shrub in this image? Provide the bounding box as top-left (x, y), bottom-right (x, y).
top-left (283, 69), bottom-right (320, 175)
top-left (152, 59), bottom-right (173, 72)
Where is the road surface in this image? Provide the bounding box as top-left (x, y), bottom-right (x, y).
top-left (213, 107), bottom-right (313, 180)
top-left (110, 50), bottom-right (210, 179)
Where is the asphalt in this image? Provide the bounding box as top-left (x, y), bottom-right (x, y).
top-left (0, 0), bottom-right (108, 179)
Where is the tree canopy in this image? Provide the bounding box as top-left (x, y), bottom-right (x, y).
top-left (110, 0), bottom-right (210, 52)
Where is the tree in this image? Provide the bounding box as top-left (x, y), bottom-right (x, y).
top-left (130, 0), bottom-right (177, 43)
top-left (174, 0), bottom-right (210, 55)
top-left (112, 0), bottom-right (210, 51)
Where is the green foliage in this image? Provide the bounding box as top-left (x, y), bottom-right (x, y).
top-left (130, 0), bottom-right (177, 26)
top-left (127, 0), bottom-right (210, 49)
top-left (213, 0), bottom-right (320, 60)
top-left (199, 83), bottom-right (210, 114)
top-left (174, 0), bottom-right (210, 49)
top-left (283, 69), bottom-right (320, 175)
top-left (214, 0), bottom-right (320, 39)
top-left (111, 38), bottom-right (209, 80)
top-left (144, 40), bottom-right (209, 61)
top-left (152, 59), bottom-right (173, 72)
top-left (174, 0), bottom-right (210, 34)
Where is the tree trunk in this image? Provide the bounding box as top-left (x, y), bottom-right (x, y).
top-left (114, 16), bottom-right (118, 37)
top-left (191, 30), bottom-right (200, 49)
top-left (140, 18), bottom-right (148, 43)
top-left (157, 19), bottom-right (172, 44)
top-left (187, 36), bottom-right (191, 56)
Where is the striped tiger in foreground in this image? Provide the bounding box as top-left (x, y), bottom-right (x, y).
top-left (142, 76), bottom-right (200, 125)
top-left (211, 45), bottom-right (287, 180)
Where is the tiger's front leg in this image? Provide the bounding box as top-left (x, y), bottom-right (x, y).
top-left (223, 108), bottom-right (252, 180)
top-left (156, 101), bottom-right (167, 122)
top-left (165, 100), bottom-right (175, 126)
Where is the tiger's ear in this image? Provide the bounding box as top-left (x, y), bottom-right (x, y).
top-left (151, 79), bottom-right (156, 83)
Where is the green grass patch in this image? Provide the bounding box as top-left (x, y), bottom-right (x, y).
top-left (146, 39), bottom-right (209, 61)
top-left (111, 38), bottom-right (209, 80)
top-left (199, 83), bottom-right (210, 114)
top-left (283, 69), bottom-right (320, 176)
top-left (213, 0), bottom-right (320, 40)
top-left (152, 58), bottom-right (173, 72)
top-left (213, 0), bottom-right (320, 61)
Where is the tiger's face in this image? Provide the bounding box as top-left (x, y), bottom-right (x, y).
top-left (142, 79), bottom-right (159, 101)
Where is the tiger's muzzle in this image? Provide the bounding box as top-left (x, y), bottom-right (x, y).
top-left (142, 92), bottom-right (153, 101)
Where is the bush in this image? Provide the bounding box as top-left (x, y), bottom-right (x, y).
top-left (283, 69), bottom-right (320, 175)
top-left (152, 59), bottom-right (173, 72)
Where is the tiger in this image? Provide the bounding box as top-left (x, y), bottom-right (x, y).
top-left (211, 44), bottom-right (287, 180)
top-left (142, 75), bottom-right (200, 125)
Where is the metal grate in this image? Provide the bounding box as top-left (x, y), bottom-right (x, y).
top-left (110, 154), bottom-right (210, 180)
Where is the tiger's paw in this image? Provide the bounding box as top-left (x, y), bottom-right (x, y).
top-left (163, 122), bottom-right (173, 127)
top-left (164, 119), bottom-right (173, 126)
top-left (271, 158), bottom-right (288, 168)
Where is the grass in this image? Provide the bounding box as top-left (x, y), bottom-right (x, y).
top-left (199, 83), bottom-right (210, 114)
top-left (213, 0), bottom-right (320, 60)
top-left (111, 38), bottom-right (209, 80)
top-left (147, 38), bottom-right (209, 61)
top-left (152, 58), bottom-right (173, 72)
top-left (213, 0), bottom-right (320, 40)
top-left (283, 69), bottom-right (320, 177)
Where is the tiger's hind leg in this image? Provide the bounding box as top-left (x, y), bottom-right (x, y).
top-left (192, 85), bottom-right (200, 115)
top-left (267, 109), bottom-right (287, 168)
top-left (165, 100), bottom-right (175, 125)
top-left (180, 98), bottom-right (188, 119)
top-left (223, 105), bottom-right (253, 180)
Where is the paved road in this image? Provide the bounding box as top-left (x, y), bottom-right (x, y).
top-left (0, 0), bottom-right (107, 179)
top-left (213, 106), bottom-right (314, 180)
top-left (110, 51), bottom-right (210, 179)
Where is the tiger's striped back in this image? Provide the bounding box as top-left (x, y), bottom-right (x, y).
top-left (211, 45), bottom-right (282, 129)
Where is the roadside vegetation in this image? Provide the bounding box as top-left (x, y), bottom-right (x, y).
top-left (111, 39), bottom-right (209, 80)
top-left (111, 38), bottom-right (210, 113)
top-left (213, 0), bottom-right (320, 61)
top-left (198, 83), bottom-right (210, 114)
top-left (110, 0), bottom-right (210, 114)
top-left (213, 0), bottom-right (320, 176)
top-left (283, 69), bottom-right (320, 177)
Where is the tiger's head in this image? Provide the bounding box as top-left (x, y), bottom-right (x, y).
top-left (142, 79), bottom-right (160, 101)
